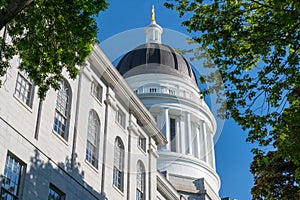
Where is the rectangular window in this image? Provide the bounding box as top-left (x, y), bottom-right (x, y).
top-left (116, 108), bottom-right (125, 128)
top-left (14, 71), bottom-right (34, 108)
top-left (86, 142), bottom-right (97, 168)
top-left (170, 118), bottom-right (176, 152)
top-left (91, 81), bottom-right (103, 102)
top-left (53, 80), bottom-right (70, 140)
top-left (113, 167), bottom-right (123, 191)
top-left (48, 184), bottom-right (65, 200)
top-left (138, 137), bottom-right (146, 152)
top-left (54, 111), bottom-right (67, 138)
top-left (1, 153), bottom-right (26, 200)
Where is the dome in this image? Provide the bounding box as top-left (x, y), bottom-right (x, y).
top-left (116, 43), bottom-right (198, 86)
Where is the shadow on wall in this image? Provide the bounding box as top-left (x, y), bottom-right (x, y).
top-left (22, 149), bottom-right (104, 200)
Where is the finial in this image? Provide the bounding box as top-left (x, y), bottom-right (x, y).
top-left (151, 5), bottom-right (155, 22)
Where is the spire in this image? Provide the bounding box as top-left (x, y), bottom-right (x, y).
top-left (151, 5), bottom-right (156, 23)
top-left (144, 5), bottom-right (163, 43)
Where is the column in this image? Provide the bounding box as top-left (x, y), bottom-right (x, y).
top-left (200, 120), bottom-right (207, 162)
top-left (207, 132), bottom-right (211, 166)
top-left (162, 107), bottom-right (170, 151)
top-left (176, 117), bottom-right (181, 153)
top-left (195, 124), bottom-right (201, 159)
top-left (211, 135), bottom-right (216, 169)
top-left (180, 115), bottom-right (185, 154)
top-left (184, 112), bottom-right (192, 155)
top-left (156, 114), bottom-right (163, 151)
top-left (207, 132), bottom-right (216, 169)
top-left (191, 123), bottom-right (196, 157)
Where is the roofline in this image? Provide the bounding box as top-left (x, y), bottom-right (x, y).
top-left (89, 45), bottom-right (167, 146)
top-left (116, 43), bottom-right (198, 85)
top-left (157, 170), bottom-right (184, 200)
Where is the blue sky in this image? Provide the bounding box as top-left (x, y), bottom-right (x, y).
top-left (97, 1), bottom-right (254, 199)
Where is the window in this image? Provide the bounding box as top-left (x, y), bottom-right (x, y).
top-left (1, 153), bottom-right (25, 200)
top-left (48, 184), bottom-right (65, 200)
top-left (86, 110), bottom-right (100, 168)
top-left (113, 137), bottom-right (124, 191)
top-left (116, 108), bottom-right (125, 128)
top-left (91, 81), bottom-right (103, 102)
top-left (170, 118), bottom-right (176, 152)
top-left (136, 161), bottom-right (145, 200)
top-left (53, 80), bottom-right (71, 140)
top-left (138, 137), bottom-right (146, 152)
top-left (149, 88), bottom-right (156, 93)
top-left (14, 71), bottom-right (34, 107)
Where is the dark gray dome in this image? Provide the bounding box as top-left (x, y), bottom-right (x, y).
top-left (116, 43), bottom-right (198, 85)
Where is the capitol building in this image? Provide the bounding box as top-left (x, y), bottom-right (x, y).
top-left (0, 8), bottom-right (221, 200)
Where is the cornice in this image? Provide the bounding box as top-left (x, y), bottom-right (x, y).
top-left (156, 171), bottom-right (181, 200)
top-left (158, 151), bottom-right (221, 188)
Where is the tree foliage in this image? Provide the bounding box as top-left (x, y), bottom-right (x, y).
top-left (164, 0), bottom-right (300, 198)
top-left (0, 0), bottom-right (108, 99)
top-left (250, 151), bottom-right (299, 200)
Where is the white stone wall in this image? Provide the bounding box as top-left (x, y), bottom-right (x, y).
top-left (0, 47), bottom-right (162, 200)
top-left (124, 69), bottom-right (221, 200)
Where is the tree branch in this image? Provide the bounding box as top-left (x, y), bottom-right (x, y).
top-left (0, 0), bottom-right (34, 29)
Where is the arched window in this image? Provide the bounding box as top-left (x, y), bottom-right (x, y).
top-left (53, 79), bottom-right (71, 140)
top-left (86, 110), bottom-right (100, 168)
top-left (136, 161), bottom-right (145, 200)
top-left (113, 137), bottom-right (124, 191)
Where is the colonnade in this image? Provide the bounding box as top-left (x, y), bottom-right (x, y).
top-left (156, 107), bottom-right (215, 169)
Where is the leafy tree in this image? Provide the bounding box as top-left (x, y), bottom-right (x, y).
top-left (164, 0), bottom-right (300, 198)
top-left (0, 0), bottom-right (108, 99)
top-left (250, 151), bottom-right (299, 200)
top-left (251, 87), bottom-right (300, 199)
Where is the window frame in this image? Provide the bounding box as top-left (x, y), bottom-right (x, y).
top-left (53, 79), bottom-right (72, 141)
top-left (113, 137), bottom-right (125, 192)
top-left (91, 81), bottom-right (103, 103)
top-left (138, 136), bottom-right (146, 152)
top-left (136, 161), bottom-right (145, 200)
top-left (14, 71), bottom-right (35, 108)
top-left (116, 107), bottom-right (126, 129)
top-left (48, 183), bottom-right (65, 200)
top-left (1, 152), bottom-right (26, 200)
top-left (86, 110), bottom-right (100, 169)
top-left (170, 117), bottom-right (176, 152)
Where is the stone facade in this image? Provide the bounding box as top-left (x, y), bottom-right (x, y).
top-left (0, 46), bottom-right (167, 200)
top-left (0, 17), bottom-right (221, 200)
